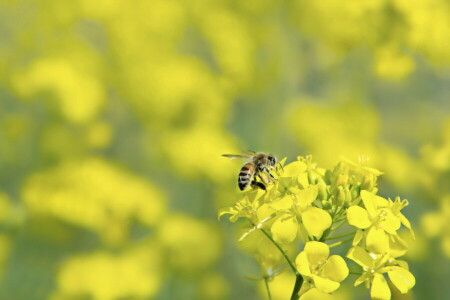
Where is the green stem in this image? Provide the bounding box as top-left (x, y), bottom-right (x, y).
top-left (328, 236), bottom-right (353, 248)
top-left (258, 228), bottom-right (303, 300)
top-left (331, 218), bottom-right (347, 231)
top-left (319, 228), bottom-right (331, 242)
top-left (290, 275), bottom-right (303, 300)
top-left (259, 228), bottom-right (299, 275)
top-left (326, 231), bottom-right (356, 241)
top-left (349, 271), bottom-right (362, 275)
top-left (264, 277), bottom-right (272, 300)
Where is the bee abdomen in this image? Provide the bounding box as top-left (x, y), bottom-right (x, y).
top-left (238, 163), bottom-right (255, 191)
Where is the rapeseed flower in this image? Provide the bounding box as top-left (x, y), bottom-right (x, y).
top-left (295, 241), bottom-right (348, 294)
top-left (347, 246), bottom-right (415, 299)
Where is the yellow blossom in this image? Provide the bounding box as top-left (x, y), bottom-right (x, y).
top-left (295, 242), bottom-right (349, 295)
top-left (347, 246), bottom-right (415, 299)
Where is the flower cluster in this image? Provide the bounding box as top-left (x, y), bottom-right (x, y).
top-left (219, 156), bottom-right (415, 299)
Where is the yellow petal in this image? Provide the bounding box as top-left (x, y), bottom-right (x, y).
top-left (361, 191), bottom-right (388, 215)
top-left (299, 288), bottom-right (334, 300)
top-left (256, 203), bottom-right (276, 223)
top-left (347, 206), bottom-right (372, 229)
top-left (312, 275), bottom-right (340, 293)
top-left (322, 255), bottom-right (349, 282)
top-left (271, 195), bottom-right (294, 210)
top-left (371, 273), bottom-right (391, 300)
top-left (302, 207), bottom-right (332, 238)
top-left (399, 213), bottom-right (412, 229)
top-left (298, 223), bottom-right (310, 243)
top-left (297, 185), bottom-right (319, 206)
top-left (361, 190), bottom-right (378, 216)
top-left (304, 241), bottom-right (329, 266)
top-left (352, 229), bottom-right (364, 246)
top-left (354, 272), bottom-right (370, 286)
top-left (387, 267), bottom-right (415, 294)
top-left (389, 235), bottom-right (408, 258)
top-left (271, 214), bottom-right (298, 244)
top-left (380, 210), bottom-right (401, 234)
top-left (298, 172), bottom-right (309, 188)
top-left (366, 227), bottom-right (389, 254)
top-left (295, 251), bottom-right (311, 277)
top-left (347, 247), bottom-right (373, 269)
top-left (282, 161), bottom-right (307, 177)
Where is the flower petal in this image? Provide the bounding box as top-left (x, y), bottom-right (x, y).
top-left (312, 275), bottom-right (340, 293)
top-left (295, 251), bottom-right (311, 277)
top-left (302, 207), bottom-right (332, 238)
top-left (380, 210), bottom-right (401, 234)
top-left (389, 234), bottom-right (408, 258)
top-left (304, 241), bottom-right (329, 266)
top-left (388, 267), bottom-right (415, 294)
top-left (297, 185), bottom-right (319, 206)
top-left (322, 255), bottom-right (349, 282)
top-left (282, 161), bottom-right (307, 177)
top-left (371, 273), bottom-right (391, 300)
top-left (361, 190), bottom-right (378, 216)
top-left (347, 206), bottom-right (372, 229)
top-left (347, 247), bottom-right (373, 269)
top-left (352, 229), bottom-right (364, 246)
top-left (271, 195), bottom-right (294, 210)
top-left (299, 288), bottom-right (334, 300)
top-left (256, 203), bottom-right (276, 223)
top-left (354, 272), bottom-right (370, 287)
top-left (271, 214), bottom-right (298, 244)
top-left (366, 227), bottom-right (389, 254)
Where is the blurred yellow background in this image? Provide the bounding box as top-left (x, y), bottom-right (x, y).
top-left (0, 0), bottom-right (449, 299)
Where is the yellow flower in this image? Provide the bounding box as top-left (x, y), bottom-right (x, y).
top-left (268, 187), bottom-right (332, 245)
top-left (347, 247), bottom-right (415, 300)
top-left (294, 186), bottom-right (332, 240)
top-left (347, 190), bottom-right (412, 253)
top-left (218, 188), bottom-right (266, 223)
top-left (295, 242), bottom-right (348, 294)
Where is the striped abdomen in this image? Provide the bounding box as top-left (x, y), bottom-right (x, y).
top-left (238, 163), bottom-right (256, 190)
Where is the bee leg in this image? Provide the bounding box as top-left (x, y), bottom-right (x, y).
top-left (263, 167), bottom-right (277, 181)
top-left (251, 180), bottom-right (266, 190)
top-left (277, 162), bottom-right (284, 173)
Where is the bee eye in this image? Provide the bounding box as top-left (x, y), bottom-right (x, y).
top-left (269, 156), bottom-right (276, 165)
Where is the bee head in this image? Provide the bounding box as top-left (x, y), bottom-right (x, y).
top-left (268, 155), bottom-right (276, 166)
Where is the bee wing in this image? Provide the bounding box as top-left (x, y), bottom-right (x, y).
top-left (242, 150), bottom-right (257, 155)
top-left (222, 154), bottom-right (251, 160)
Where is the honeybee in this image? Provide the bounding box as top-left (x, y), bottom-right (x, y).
top-left (222, 150), bottom-right (278, 191)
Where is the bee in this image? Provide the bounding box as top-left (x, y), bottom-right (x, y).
top-left (222, 150), bottom-right (278, 191)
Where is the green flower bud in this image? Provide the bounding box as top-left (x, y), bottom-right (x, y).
top-left (307, 170), bottom-right (317, 185)
top-left (335, 173), bottom-right (349, 186)
top-left (321, 200), bottom-right (332, 210)
top-left (350, 185), bottom-right (360, 200)
top-left (317, 182), bottom-right (327, 200)
top-left (344, 186), bottom-right (352, 208)
top-left (362, 173), bottom-right (375, 191)
top-left (333, 186), bottom-right (346, 207)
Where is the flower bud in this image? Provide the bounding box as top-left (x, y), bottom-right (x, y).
top-left (307, 170), bottom-right (317, 184)
top-left (362, 173), bottom-right (375, 191)
top-left (321, 200), bottom-right (332, 210)
top-left (333, 186), bottom-right (346, 207)
top-left (350, 185), bottom-right (360, 200)
top-left (344, 186), bottom-right (352, 208)
top-left (317, 182), bottom-right (327, 200)
top-left (335, 173), bottom-right (349, 186)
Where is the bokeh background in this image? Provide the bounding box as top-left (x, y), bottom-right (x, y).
top-left (0, 0), bottom-right (449, 299)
